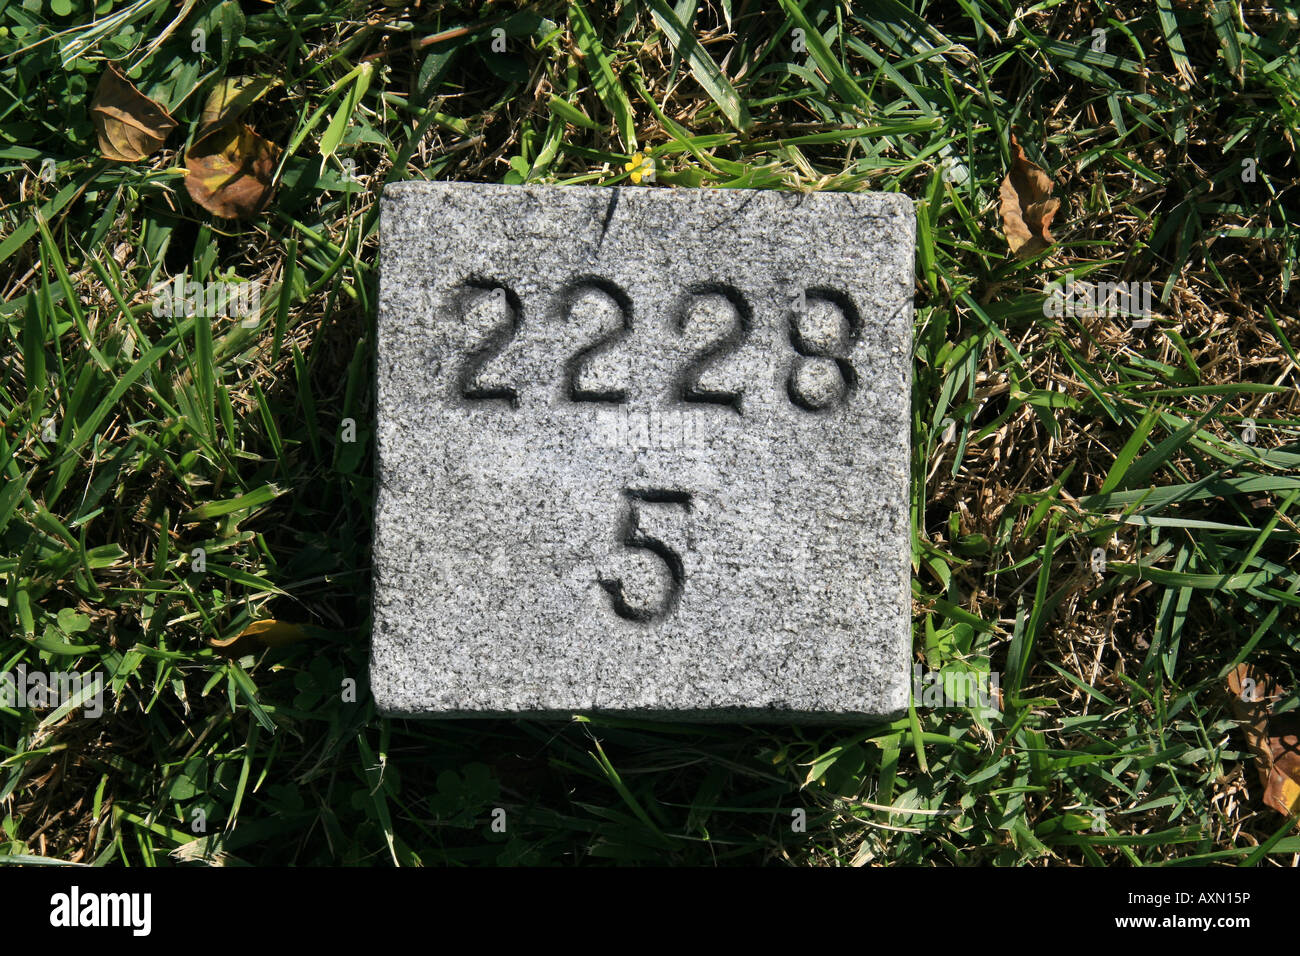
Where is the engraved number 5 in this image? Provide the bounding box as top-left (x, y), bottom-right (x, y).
top-left (598, 490), bottom-right (691, 622)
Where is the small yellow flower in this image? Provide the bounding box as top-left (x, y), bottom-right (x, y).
top-left (623, 152), bottom-right (654, 184)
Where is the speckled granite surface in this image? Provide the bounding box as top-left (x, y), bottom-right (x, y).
top-left (371, 181), bottom-right (913, 720)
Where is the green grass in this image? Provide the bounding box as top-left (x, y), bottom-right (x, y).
top-left (1, 0), bottom-right (1298, 865)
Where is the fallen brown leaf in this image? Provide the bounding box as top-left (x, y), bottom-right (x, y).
top-left (199, 76), bottom-right (280, 135)
top-left (210, 619), bottom-right (309, 658)
top-left (1227, 663), bottom-right (1300, 817)
top-left (91, 64), bottom-right (177, 162)
top-left (1269, 733), bottom-right (1300, 817)
top-left (998, 131), bottom-right (1060, 259)
top-left (184, 123), bottom-right (280, 220)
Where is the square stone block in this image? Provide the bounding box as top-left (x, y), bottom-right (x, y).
top-left (372, 181), bottom-right (913, 720)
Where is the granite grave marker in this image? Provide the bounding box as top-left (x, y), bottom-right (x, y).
top-left (372, 181), bottom-right (913, 719)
